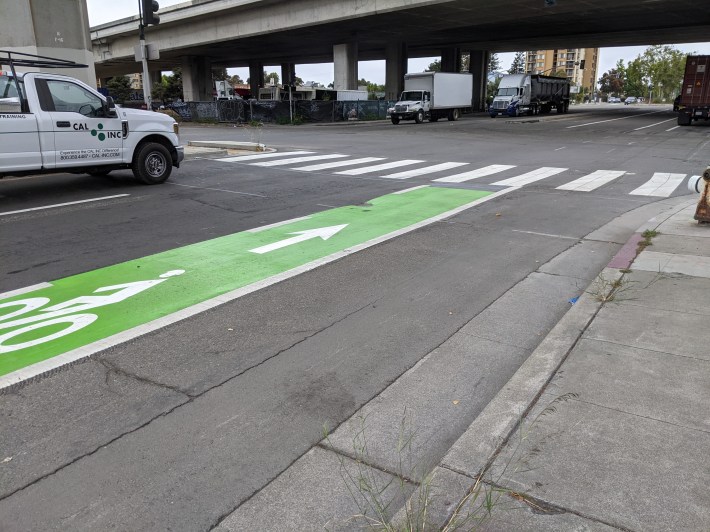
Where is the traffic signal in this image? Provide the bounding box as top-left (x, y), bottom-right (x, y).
top-left (579, 60), bottom-right (586, 70)
top-left (142, 0), bottom-right (160, 25)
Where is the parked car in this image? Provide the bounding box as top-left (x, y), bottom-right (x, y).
top-left (608, 96), bottom-right (621, 103)
top-left (624, 96), bottom-right (637, 105)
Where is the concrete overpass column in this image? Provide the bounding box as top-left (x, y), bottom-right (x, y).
top-left (441, 47), bottom-right (461, 72)
top-left (333, 42), bottom-right (358, 90)
top-left (385, 42), bottom-right (407, 101)
top-left (468, 50), bottom-right (489, 111)
top-left (182, 56), bottom-right (212, 101)
top-left (249, 61), bottom-right (264, 99)
top-left (281, 63), bottom-right (296, 86)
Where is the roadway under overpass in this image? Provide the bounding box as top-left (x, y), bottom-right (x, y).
top-left (90, 0), bottom-right (710, 106)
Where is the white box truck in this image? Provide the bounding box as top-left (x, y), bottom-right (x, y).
top-left (489, 74), bottom-right (570, 117)
top-left (0, 50), bottom-right (182, 184)
top-left (388, 72), bottom-right (473, 124)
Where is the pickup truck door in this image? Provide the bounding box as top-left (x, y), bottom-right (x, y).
top-left (0, 101), bottom-right (43, 173)
top-left (35, 78), bottom-right (123, 169)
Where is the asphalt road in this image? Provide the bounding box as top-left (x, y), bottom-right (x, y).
top-left (0, 103), bottom-right (704, 530)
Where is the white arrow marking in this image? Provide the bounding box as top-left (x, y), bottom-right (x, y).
top-left (249, 224), bottom-right (348, 254)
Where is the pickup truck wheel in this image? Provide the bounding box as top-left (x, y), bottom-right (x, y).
top-left (133, 142), bottom-right (172, 184)
top-left (414, 110), bottom-right (424, 124)
top-left (391, 116), bottom-right (400, 125)
top-left (448, 109), bottom-right (460, 121)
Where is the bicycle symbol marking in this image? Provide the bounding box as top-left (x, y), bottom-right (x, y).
top-left (0, 270), bottom-right (185, 354)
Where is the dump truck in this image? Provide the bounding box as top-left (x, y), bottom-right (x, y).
top-left (676, 55), bottom-right (710, 126)
top-left (489, 74), bottom-right (571, 117)
top-left (388, 72), bottom-right (473, 124)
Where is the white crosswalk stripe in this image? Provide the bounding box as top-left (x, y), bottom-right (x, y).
top-left (380, 162), bottom-right (469, 180)
top-left (629, 173), bottom-right (687, 197)
top-left (433, 164), bottom-right (516, 183)
top-left (251, 154), bottom-right (349, 167)
top-left (292, 157), bottom-right (386, 171)
top-left (492, 167), bottom-right (568, 187)
top-left (336, 160), bottom-right (425, 175)
top-left (218, 151), bottom-right (315, 162)
top-left (556, 170), bottom-right (626, 192)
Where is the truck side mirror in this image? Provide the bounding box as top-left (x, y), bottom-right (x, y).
top-left (104, 96), bottom-right (118, 118)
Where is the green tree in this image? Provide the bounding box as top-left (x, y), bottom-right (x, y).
top-left (427, 59), bottom-right (441, 72)
top-left (488, 52), bottom-right (501, 72)
top-left (639, 45), bottom-right (688, 101)
top-left (264, 71), bottom-right (280, 85)
top-left (105, 75), bottom-right (132, 104)
top-left (508, 52), bottom-right (525, 74)
top-left (598, 68), bottom-right (624, 96)
top-left (163, 69), bottom-right (183, 101)
top-left (551, 69), bottom-right (568, 79)
top-left (212, 68), bottom-right (228, 81)
top-left (624, 58), bottom-right (646, 97)
top-left (229, 74), bottom-right (244, 85)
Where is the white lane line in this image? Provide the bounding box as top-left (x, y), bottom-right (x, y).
top-left (336, 160), bottom-right (425, 175)
top-left (251, 154), bottom-right (349, 167)
top-left (555, 147), bottom-right (567, 151)
top-left (666, 126), bottom-right (680, 131)
top-left (167, 183), bottom-right (267, 197)
top-left (433, 164), bottom-right (516, 183)
top-left (633, 118), bottom-right (676, 131)
top-left (292, 157), bottom-right (385, 171)
top-left (492, 167), bottom-right (568, 187)
top-left (606, 148), bottom-right (616, 153)
top-left (629, 172), bottom-right (687, 197)
top-left (246, 216), bottom-right (312, 233)
top-left (217, 151), bottom-right (314, 162)
top-left (0, 194), bottom-right (130, 216)
top-left (566, 110), bottom-right (667, 129)
top-left (380, 162), bottom-right (468, 180)
top-left (0, 283), bottom-right (53, 301)
top-left (556, 170), bottom-right (626, 192)
top-left (0, 186), bottom-right (517, 391)
top-left (392, 185), bottom-right (429, 195)
top-left (512, 230), bottom-right (580, 241)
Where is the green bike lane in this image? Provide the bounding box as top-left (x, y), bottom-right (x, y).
top-left (0, 185), bottom-right (503, 387)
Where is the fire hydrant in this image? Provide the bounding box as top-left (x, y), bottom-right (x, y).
top-left (695, 166), bottom-right (710, 224)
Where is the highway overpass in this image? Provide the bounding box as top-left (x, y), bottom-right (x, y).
top-left (90, 0), bottom-right (709, 104)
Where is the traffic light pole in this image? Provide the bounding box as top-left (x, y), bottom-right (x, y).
top-left (138, 1), bottom-right (152, 110)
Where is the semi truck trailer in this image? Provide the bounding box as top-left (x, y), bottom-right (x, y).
top-left (489, 74), bottom-right (571, 117)
top-left (677, 55), bottom-right (710, 126)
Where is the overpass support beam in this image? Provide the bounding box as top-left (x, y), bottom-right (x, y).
top-left (182, 56), bottom-right (212, 102)
top-left (468, 50), bottom-right (489, 112)
top-left (385, 42), bottom-right (407, 101)
top-left (281, 63), bottom-right (296, 86)
top-left (333, 42), bottom-right (358, 91)
top-left (249, 61), bottom-right (264, 99)
top-left (441, 47), bottom-right (461, 72)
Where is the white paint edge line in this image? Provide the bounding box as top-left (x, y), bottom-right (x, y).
top-left (566, 110), bottom-right (667, 129)
top-left (392, 185), bottom-right (429, 195)
top-left (246, 215), bottom-right (312, 233)
top-left (0, 282), bottom-right (53, 301)
top-left (556, 170), bottom-right (626, 192)
top-left (167, 183), bottom-right (267, 197)
top-left (217, 151), bottom-right (315, 162)
top-left (379, 162), bottom-right (469, 180)
top-left (251, 154), bottom-right (349, 167)
top-left (0, 194), bottom-right (130, 216)
top-left (492, 167), bottom-right (568, 187)
top-left (511, 230), bottom-right (580, 241)
top-left (0, 186), bottom-right (515, 390)
top-left (291, 157), bottom-right (385, 171)
top-left (432, 164), bottom-right (516, 183)
top-left (666, 126), bottom-right (680, 131)
top-left (336, 160), bottom-right (425, 175)
top-left (632, 118), bottom-right (676, 131)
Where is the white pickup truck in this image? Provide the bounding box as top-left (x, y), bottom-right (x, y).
top-left (0, 52), bottom-right (183, 184)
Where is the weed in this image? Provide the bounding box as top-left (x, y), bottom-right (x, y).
top-left (637, 229), bottom-right (660, 253)
top-left (586, 272), bottom-right (636, 303)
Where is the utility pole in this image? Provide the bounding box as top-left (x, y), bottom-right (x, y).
top-left (137, 0), bottom-right (160, 110)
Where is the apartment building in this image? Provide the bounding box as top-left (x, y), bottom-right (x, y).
top-left (525, 48), bottom-right (598, 95)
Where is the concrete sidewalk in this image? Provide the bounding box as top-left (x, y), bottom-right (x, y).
top-left (216, 198), bottom-right (708, 531)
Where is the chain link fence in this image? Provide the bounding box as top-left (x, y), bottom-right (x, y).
top-left (168, 99), bottom-right (395, 124)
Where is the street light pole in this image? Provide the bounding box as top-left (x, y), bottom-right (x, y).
top-left (138, 1), bottom-right (152, 111)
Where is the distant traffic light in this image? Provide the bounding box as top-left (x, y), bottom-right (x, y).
top-left (579, 60), bottom-right (586, 69)
top-left (141, 0), bottom-right (160, 25)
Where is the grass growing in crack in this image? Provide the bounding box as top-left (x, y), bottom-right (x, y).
top-left (586, 272), bottom-right (636, 303)
top-left (323, 399), bottom-right (576, 532)
top-left (637, 229), bottom-right (660, 253)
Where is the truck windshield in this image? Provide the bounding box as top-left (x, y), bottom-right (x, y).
top-left (496, 87), bottom-right (519, 97)
top-left (400, 91), bottom-right (423, 101)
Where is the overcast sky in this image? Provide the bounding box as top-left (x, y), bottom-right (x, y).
top-left (87, 0), bottom-right (710, 85)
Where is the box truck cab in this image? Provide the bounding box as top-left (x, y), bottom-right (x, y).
top-left (0, 51), bottom-right (183, 184)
